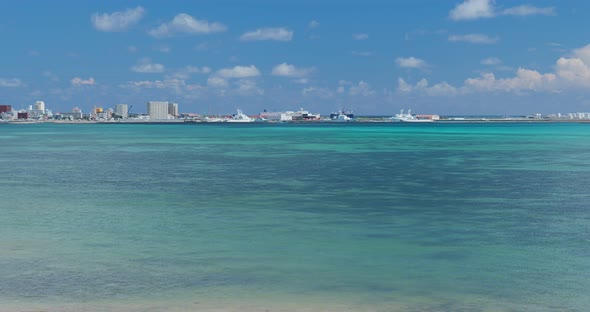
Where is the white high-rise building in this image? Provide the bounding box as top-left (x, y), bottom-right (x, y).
top-left (116, 104), bottom-right (128, 118)
top-left (168, 102), bottom-right (178, 117)
top-left (34, 101), bottom-right (45, 113)
top-left (147, 101), bottom-right (169, 120)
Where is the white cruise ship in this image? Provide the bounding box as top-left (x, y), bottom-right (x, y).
top-left (260, 108), bottom-right (320, 121)
top-left (389, 109), bottom-right (434, 123)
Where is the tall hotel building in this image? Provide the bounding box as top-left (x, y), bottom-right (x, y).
top-left (116, 104), bottom-right (128, 118)
top-left (147, 101), bottom-right (170, 120)
top-left (168, 103), bottom-right (178, 117)
top-left (34, 101), bottom-right (45, 112)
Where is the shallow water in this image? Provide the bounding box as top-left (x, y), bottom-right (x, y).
top-left (1, 123), bottom-right (589, 311)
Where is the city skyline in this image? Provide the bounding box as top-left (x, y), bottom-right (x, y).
top-left (2, 0), bottom-right (590, 115)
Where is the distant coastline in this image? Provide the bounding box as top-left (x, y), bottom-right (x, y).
top-left (2, 116), bottom-right (590, 125)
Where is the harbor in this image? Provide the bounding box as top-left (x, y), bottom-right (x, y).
top-left (3, 102), bottom-right (590, 125)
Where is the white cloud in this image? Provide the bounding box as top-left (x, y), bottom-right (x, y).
top-left (397, 78), bottom-right (413, 93)
top-left (471, 47), bottom-right (590, 90)
top-left (398, 59), bottom-right (568, 96)
top-left (205, 76), bottom-right (264, 95)
top-left (449, 34), bottom-right (498, 44)
top-left (396, 57), bottom-right (427, 69)
top-left (149, 13), bottom-right (227, 38)
top-left (335, 80), bottom-right (375, 96)
top-left (215, 65), bottom-right (260, 78)
top-left (169, 66), bottom-right (211, 79)
top-left (131, 58), bottom-right (165, 73)
top-left (121, 79), bottom-right (186, 90)
top-left (571, 44), bottom-right (590, 64)
top-left (353, 33), bottom-right (369, 40)
top-left (128, 45), bottom-right (138, 53)
top-left (271, 63), bottom-right (313, 77)
top-left (349, 81), bottom-right (375, 96)
top-left (186, 66), bottom-right (211, 74)
top-left (397, 78), bottom-right (458, 96)
top-left (70, 77), bottom-right (95, 86)
top-left (0, 78), bottom-right (23, 87)
top-left (502, 5), bottom-right (555, 16)
top-left (235, 79), bottom-right (264, 95)
top-left (449, 0), bottom-right (555, 21)
top-left (308, 20), bottom-right (320, 29)
top-left (302, 86), bottom-right (334, 98)
top-left (555, 57), bottom-right (590, 87)
top-left (481, 57), bottom-right (502, 65)
top-left (449, 0), bottom-right (494, 21)
top-left (464, 69), bottom-right (556, 92)
top-left (207, 77), bottom-right (228, 88)
top-left (91, 6), bottom-right (145, 32)
top-left (240, 27), bottom-right (293, 41)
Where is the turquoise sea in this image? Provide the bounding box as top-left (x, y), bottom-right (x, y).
top-left (1, 122), bottom-right (589, 311)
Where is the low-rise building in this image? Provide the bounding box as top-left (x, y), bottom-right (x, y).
top-left (0, 105), bottom-right (11, 114)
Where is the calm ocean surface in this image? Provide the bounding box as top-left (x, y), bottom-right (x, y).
top-left (1, 122), bottom-right (589, 311)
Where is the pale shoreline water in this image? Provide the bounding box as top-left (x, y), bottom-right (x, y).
top-left (1, 123), bottom-right (589, 312)
top-left (0, 294), bottom-right (568, 312)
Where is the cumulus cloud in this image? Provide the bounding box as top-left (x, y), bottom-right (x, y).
top-left (240, 27), bottom-right (293, 41)
top-left (271, 63), bottom-right (313, 77)
top-left (235, 79), bottom-right (264, 95)
top-left (215, 65), bottom-right (260, 78)
top-left (464, 69), bottom-right (556, 92)
top-left (207, 77), bottom-right (228, 88)
top-left (349, 81), bottom-right (375, 96)
top-left (131, 58), bottom-right (165, 73)
top-left (302, 86), bottom-right (334, 98)
top-left (397, 78), bottom-right (458, 96)
top-left (121, 79), bottom-right (185, 90)
top-left (396, 57), bottom-right (427, 69)
top-left (397, 45), bottom-right (590, 96)
top-left (481, 57), bottom-right (502, 65)
top-left (70, 77), bottom-right (96, 86)
top-left (169, 66), bottom-right (211, 79)
top-left (149, 13), bottom-right (227, 38)
top-left (449, 34), bottom-right (498, 44)
top-left (571, 44), bottom-right (590, 64)
top-left (0, 78), bottom-right (23, 87)
top-left (186, 66), bottom-right (211, 74)
top-left (449, 0), bottom-right (494, 21)
top-left (555, 57), bottom-right (590, 87)
top-left (353, 33), bottom-right (369, 40)
top-left (449, 0), bottom-right (555, 21)
top-left (334, 80), bottom-right (374, 96)
top-left (91, 6), bottom-right (145, 32)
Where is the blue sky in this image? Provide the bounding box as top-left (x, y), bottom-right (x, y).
top-left (2, 0), bottom-right (590, 115)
